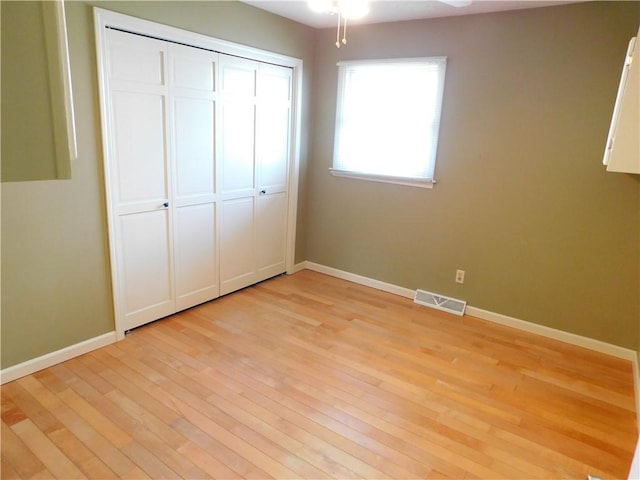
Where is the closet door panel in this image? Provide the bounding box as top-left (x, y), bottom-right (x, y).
top-left (258, 104), bottom-right (290, 191)
top-left (257, 192), bottom-right (287, 278)
top-left (108, 29), bottom-right (165, 86)
top-left (119, 210), bottom-right (173, 330)
top-left (219, 58), bottom-right (257, 196)
top-left (174, 203), bottom-right (218, 310)
top-left (173, 52), bottom-right (215, 91)
top-left (220, 103), bottom-right (255, 194)
top-left (173, 97), bottom-right (215, 200)
top-left (257, 65), bottom-right (291, 179)
top-left (218, 55), bottom-right (259, 295)
top-left (257, 64), bottom-right (290, 191)
top-left (255, 99), bottom-right (289, 281)
top-left (112, 92), bottom-right (168, 206)
top-left (172, 97), bottom-right (218, 307)
top-left (219, 197), bottom-right (257, 295)
top-left (170, 44), bottom-right (219, 309)
top-left (220, 60), bottom-right (256, 96)
top-left (255, 64), bottom-right (292, 281)
top-left (106, 31), bottom-right (174, 332)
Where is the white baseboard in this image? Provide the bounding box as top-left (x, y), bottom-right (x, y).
top-left (299, 261), bottom-right (640, 424)
top-left (292, 261), bottom-right (308, 274)
top-left (465, 305), bottom-right (637, 361)
top-left (302, 261), bottom-right (415, 299)
top-left (0, 331), bottom-right (117, 385)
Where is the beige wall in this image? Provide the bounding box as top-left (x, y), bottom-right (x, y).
top-left (0, 1), bottom-right (315, 369)
top-left (306, 1), bottom-right (640, 348)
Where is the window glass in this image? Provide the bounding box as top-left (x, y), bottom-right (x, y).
top-left (331, 57), bottom-right (447, 187)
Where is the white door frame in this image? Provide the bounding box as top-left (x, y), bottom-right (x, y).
top-left (94, 7), bottom-right (302, 339)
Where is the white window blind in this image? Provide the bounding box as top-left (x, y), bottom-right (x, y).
top-left (331, 57), bottom-right (447, 187)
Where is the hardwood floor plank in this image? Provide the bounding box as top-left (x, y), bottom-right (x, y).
top-left (163, 395), bottom-right (301, 479)
top-left (210, 357), bottom-right (465, 478)
top-left (10, 419), bottom-right (86, 479)
top-left (54, 362), bottom-right (208, 479)
top-left (48, 401), bottom-right (137, 477)
top-left (1, 453), bottom-right (22, 479)
top-left (92, 348), bottom-right (260, 477)
top-left (1, 391), bottom-right (28, 427)
top-left (1, 270), bottom-right (636, 479)
top-left (54, 388), bottom-right (131, 450)
top-left (176, 441), bottom-right (248, 479)
top-left (1, 421), bottom-right (48, 479)
top-left (100, 342), bottom-right (299, 479)
top-left (11, 377), bottom-right (116, 479)
top-left (119, 466), bottom-right (151, 479)
top-left (27, 468), bottom-right (56, 479)
top-left (157, 317), bottom-right (441, 477)
top-left (120, 442), bottom-right (180, 479)
top-left (118, 340), bottom-right (335, 478)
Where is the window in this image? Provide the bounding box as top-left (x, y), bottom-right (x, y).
top-left (331, 57), bottom-right (447, 188)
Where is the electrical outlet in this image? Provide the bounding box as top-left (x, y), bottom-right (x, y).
top-left (455, 269), bottom-right (465, 284)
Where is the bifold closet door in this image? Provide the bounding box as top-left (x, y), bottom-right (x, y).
top-left (103, 27), bottom-right (293, 331)
top-left (218, 55), bottom-right (292, 295)
top-left (105, 30), bottom-right (219, 331)
top-left (106, 30), bottom-right (175, 331)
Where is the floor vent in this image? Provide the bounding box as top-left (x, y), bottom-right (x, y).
top-left (414, 289), bottom-right (467, 316)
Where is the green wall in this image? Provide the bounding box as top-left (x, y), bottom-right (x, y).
top-left (0, 1), bottom-right (315, 369)
top-left (1, 2), bottom-right (64, 181)
top-left (306, 1), bottom-right (640, 348)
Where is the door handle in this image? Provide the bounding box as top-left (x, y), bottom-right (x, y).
top-left (163, 202), bottom-right (169, 207)
top-left (260, 189), bottom-right (266, 195)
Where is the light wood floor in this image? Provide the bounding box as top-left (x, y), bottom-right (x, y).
top-left (1, 270), bottom-right (637, 479)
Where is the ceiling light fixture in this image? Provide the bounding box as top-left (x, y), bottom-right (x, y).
top-left (308, 0), bottom-right (369, 48)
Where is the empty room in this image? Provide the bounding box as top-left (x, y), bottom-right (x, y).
top-left (1, 0), bottom-right (639, 478)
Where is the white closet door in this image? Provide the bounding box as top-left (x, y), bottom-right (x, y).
top-left (106, 30), bottom-right (174, 331)
top-left (218, 56), bottom-right (292, 295)
top-left (97, 12), bottom-right (300, 338)
top-left (169, 44), bottom-right (219, 310)
top-left (218, 55), bottom-right (260, 295)
top-left (256, 64), bottom-right (292, 281)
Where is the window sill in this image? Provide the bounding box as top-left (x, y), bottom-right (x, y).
top-left (329, 169), bottom-right (434, 189)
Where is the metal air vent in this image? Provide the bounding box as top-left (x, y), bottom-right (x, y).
top-left (414, 289), bottom-right (466, 316)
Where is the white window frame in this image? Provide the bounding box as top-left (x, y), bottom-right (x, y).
top-left (330, 57), bottom-right (447, 188)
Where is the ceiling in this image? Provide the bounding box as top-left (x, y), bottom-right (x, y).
top-left (241, 0), bottom-right (586, 28)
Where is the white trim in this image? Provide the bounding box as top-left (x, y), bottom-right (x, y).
top-left (285, 60), bottom-right (303, 275)
top-left (42, 0), bottom-right (77, 178)
top-left (304, 261), bottom-right (415, 299)
top-left (337, 56), bottom-right (448, 68)
top-left (329, 169), bottom-right (435, 189)
top-left (93, 8), bottom-right (300, 67)
top-left (292, 261), bottom-right (308, 274)
top-left (0, 332), bottom-right (117, 385)
top-left (300, 262), bottom-right (640, 419)
top-left (465, 306), bottom-right (637, 361)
